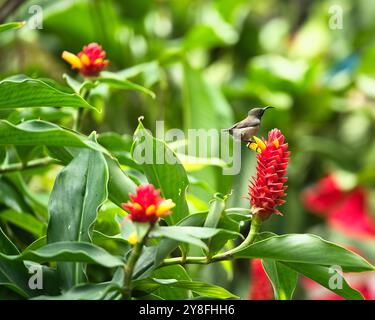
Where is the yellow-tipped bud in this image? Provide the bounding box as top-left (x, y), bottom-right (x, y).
top-left (253, 136), bottom-right (267, 151)
top-left (146, 204), bottom-right (156, 216)
top-left (272, 138), bottom-right (279, 148)
top-left (133, 202), bottom-right (142, 210)
top-left (80, 53), bottom-right (90, 66)
top-left (62, 51), bottom-right (82, 69)
top-left (128, 232), bottom-right (138, 245)
top-left (156, 199), bottom-right (176, 217)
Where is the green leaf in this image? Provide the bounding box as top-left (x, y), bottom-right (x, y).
top-left (45, 146), bottom-right (137, 209)
top-left (283, 262), bottom-right (364, 300)
top-left (0, 77), bottom-right (96, 110)
top-left (62, 74), bottom-right (82, 94)
top-left (0, 226), bottom-right (34, 297)
top-left (131, 120), bottom-right (189, 224)
top-left (0, 241), bottom-right (124, 268)
top-left (0, 22), bottom-right (24, 33)
top-left (183, 63), bottom-right (234, 131)
top-left (151, 226), bottom-right (235, 251)
top-left (133, 277), bottom-right (238, 299)
top-left (204, 194), bottom-right (225, 229)
top-left (133, 212), bottom-right (208, 278)
top-left (96, 76), bottom-right (156, 99)
top-left (233, 234), bottom-right (374, 272)
top-left (0, 120), bottom-right (108, 153)
top-left (262, 259), bottom-right (298, 300)
top-left (33, 282), bottom-right (121, 300)
top-left (151, 265), bottom-right (192, 299)
top-left (0, 179), bottom-right (31, 213)
top-left (0, 209), bottom-right (45, 238)
top-left (47, 142), bottom-right (109, 289)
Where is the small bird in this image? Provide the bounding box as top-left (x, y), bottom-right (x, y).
top-left (224, 106), bottom-right (274, 145)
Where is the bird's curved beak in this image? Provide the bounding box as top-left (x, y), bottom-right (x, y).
top-left (263, 106), bottom-right (274, 111)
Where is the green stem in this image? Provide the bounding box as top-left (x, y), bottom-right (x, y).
top-left (161, 214), bottom-right (262, 267)
top-left (74, 88), bottom-right (88, 132)
top-left (122, 225), bottom-right (153, 299)
top-left (0, 158), bottom-right (59, 174)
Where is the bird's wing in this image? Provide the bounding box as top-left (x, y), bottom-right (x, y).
top-left (230, 116), bottom-right (260, 130)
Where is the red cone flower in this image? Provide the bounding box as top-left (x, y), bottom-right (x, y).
top-left (62, 43), bottom-right (108, 77)
top-left (248, 129), bottom-right (290, 220)
top-left (249, 259), bottom-right (274, 300)
top-left (122, 184), bottom-right (175, 224)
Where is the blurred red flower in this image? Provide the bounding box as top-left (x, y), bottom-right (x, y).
top-left (62, 43), bottom-right (108, 77)
top-left (248, 259), bottom-right (274, 300)
top-left (302, 174), bottom-right (375, 238)
top-left (302, 174), bottom-right (375, 299)
top-left (248, 129), bottom-right (290, 220)
top-left (122, 184), bottom-right (175, 224)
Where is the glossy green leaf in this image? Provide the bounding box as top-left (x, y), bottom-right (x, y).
top-left (96, 76), bottom-right (156, 99)
top-left (283, 262), bottom-right (364, 300)
top-left (131, 120), bottom-right (189, 224)
top-left (133, 212), bottom-right (208, 279)
top-left (0, 227), bottom-right (34, 297)
top-left (47, 143), bottom-right (109, 289)
top-left (133, 277), bottom-right (238, 299)
top-left (183, 63), bottom-right (234, 131)
top-left (0, 241), bottom-right (124, 268)
top-left (151, 265), bottom-right (192, 299)
top-left (0, 120), bottom-right (107, 153)
top-left (33, 282), bottom-right (120, 300)
top-left (0, 78), bottom-right (96, 110)
top-left (46, 146), bottom-right (137, 209)
top-left (0, 209), bottom-right (45, 238)
top-left (262, 259), bottom-right (298, 300)
top-left (233, 234), bottom-right (374, 272)
top-left (151, 226), bottom-right (237, 251)
top-left (0, 22), bottom-right (24, 33)
top-left (0, 179), bottom-right (31, 213)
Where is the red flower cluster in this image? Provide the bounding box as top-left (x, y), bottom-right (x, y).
top-left (248, 129), bottom-right (290, 220)
top-left (302, 174), bottom-right (375, 300)
top-left (122, 184), bottom-right (175, 224)
top-left (62, 43), bottom-right (108, 77)
top-left (248, 259), bottom-right (274, 300)
top-left (302, 175), bottom-right (375, 238)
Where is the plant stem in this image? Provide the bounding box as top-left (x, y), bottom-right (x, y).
top-left (74, 88), bottom-right (88, 132)
top-left (122, 225), bottom-right (153, 299)
top-left (161, 214), bottom-right (262, 267)
top-left (0, 158), bottom-right (59, 174)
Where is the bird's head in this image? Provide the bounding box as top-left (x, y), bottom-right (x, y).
top-left (248, 106), bottom-right (274, 119)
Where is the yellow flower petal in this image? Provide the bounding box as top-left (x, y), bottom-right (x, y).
top-left (80, 53), bottom-right (90, 66)
top-left (156, 199), bottom-right (175, 217)
top-left (128, 232), bottom-right (138, 245)
top-left (253, 136), bottom-right (267, 151)
top-left (272, 138), bottom-right (279, 148)
top-left (133, 202), bottom-right (142, 210)
top-left (62, 51), bottom-right (82, 69)
top-left (94, 58), bottom-right (103, 64)
top-left (146, 204), bottom-right (156, 216)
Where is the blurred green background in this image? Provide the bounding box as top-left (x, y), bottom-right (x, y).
top-left (0, 0), bottom-right (374, 299)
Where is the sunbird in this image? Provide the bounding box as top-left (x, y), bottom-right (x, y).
top-left (224, 106), bottom-right (274, 147)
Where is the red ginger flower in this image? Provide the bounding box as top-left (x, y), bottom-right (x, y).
top-left (249, 259), bottom-right (274, 300)
top-left (302, 174), bottom-right (375, 238)
top-left (121, 184), bottom-right (175, 224)
top-left (248, 129), bottom-right (290, 220)
top-left (62, 43), bottom-right (108, 77)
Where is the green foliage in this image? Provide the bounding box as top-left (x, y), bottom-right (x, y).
top-left (0, 1), bottom-right (375, 301)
